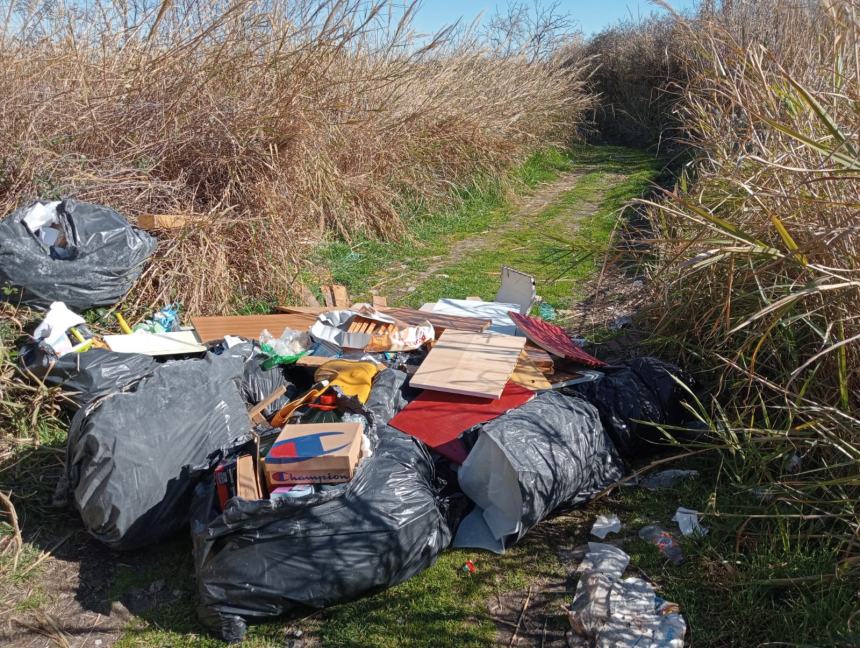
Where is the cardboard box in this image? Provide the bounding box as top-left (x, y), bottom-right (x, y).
top-left (236, 454), bottom-right (264, 500)
top-left (264, 421), bottom-right (363, 486)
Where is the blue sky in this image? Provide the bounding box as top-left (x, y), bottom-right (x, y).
top-left (411, 1), bottom-right (698, 37)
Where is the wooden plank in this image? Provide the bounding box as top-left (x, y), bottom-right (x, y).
top-left (510, 350), bottom-right (552, 391)
top-left (295, 355), bottom-right (332, 368)
top-left (321, 284), bottom-right (350, 308)
top-left (275, 305), bottom-right (326, 314)
top-left (372, 295), bottom-right (388, 307)
top-left (248, 385), bottom-right (287, 425)
top-left (379, 307), bottom-right (491, 334)
top-left (298, 284), bottom-right (321, 308)
top-left (410, 329), bottom-right (526, 399)
top-left (137, 214), bottom-right (189, 230)
top-left (524, 344), bottom-right (554, 375)
top-left (191, 314), bottom-right (317, 343)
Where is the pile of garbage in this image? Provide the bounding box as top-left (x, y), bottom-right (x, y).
top-left (3, 200), bottom-right (698, 642)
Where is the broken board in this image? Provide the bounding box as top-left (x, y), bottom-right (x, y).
top-left (191, 314), bottom-right (317, 343)
top-left (274, 304), bottom-right (492, 335)
top-left (524, 344), bottom-right (554, 375)
top-left (137, 214), bottom-right (189, 230)
top-left (409, 329), bottom-right (526, 399)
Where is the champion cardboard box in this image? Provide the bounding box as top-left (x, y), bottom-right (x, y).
top-left (263, 421), bottom-right (363, 486)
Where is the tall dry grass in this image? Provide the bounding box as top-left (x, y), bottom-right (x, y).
top-left (0, 0), bottom-right (593, 314)
top-left (635, 0), bottom-right (860, 559)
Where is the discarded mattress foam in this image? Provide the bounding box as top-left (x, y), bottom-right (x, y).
top-left (191, 426), bottom-right (451, 642)
top-left (429, 298), bottom-right (521, 335)
top-left (0, 199), bottom-right (157, 310)
top-left (56, 352), bottom-right (251, 550)
top-left (19, 345), bottom-right (158, 411)
top-left (388, 381), bottom-right (534, 463)
top-left (453, 391), bottom-right (623, 553)
top-left (564, 357), bottom-right (695, 458)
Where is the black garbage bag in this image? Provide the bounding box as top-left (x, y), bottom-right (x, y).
top-left (565, 357), bottom-right (694, 458)
top-left (19, 343), bottom-right (158, 410)
top-left (191, 370), bottom-right (448, 642)
top-left (219, 341), bottom-right (300, 416)
top-left (56, 352), bottom-right (251, 550)
top-left (0, 199), bottom-right (156, 310)
top-left (453, 391), bottom-right (623, 553)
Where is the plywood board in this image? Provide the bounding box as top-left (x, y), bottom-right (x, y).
top-left (409, 329), bottom-right (526, 399)
top-left (524, 344), bottom-right (554, 374)
top-left (191, 314), bottom-right (317, 343)
top-left (321, 284), bottom-right (350, 307)
top-left (103, 330), bottom-right (206, 356)
top-left (510, 350), bottom-right (552, 391)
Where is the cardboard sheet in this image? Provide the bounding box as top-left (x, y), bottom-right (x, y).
top-left (191, 314), bottom-right (317, 343)
top-left (104, 330), bottom-right (206, 356)
top-left (509, 311), bottom-right (606, 367)
top-left (388, 381), bottom-right (534, 463)
top-left (409, 329), bottom-right (526, 399)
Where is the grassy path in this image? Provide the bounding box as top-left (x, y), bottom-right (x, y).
top-left (315, 145), bottom-right (661, 313)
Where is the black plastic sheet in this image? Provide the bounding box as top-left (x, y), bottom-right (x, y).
top-left (56, 352), bottom-right (250, 550)
top-left (0, 199), bottom-right (156, 310)
top-left (565, 357), bottom-right (694, 458)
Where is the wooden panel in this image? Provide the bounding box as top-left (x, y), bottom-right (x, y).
top-left (275, 305), bottom-right (326, 314)
top-left (510, 350), bottom-right (552, 391)
top-left (371, 295), bottom-right (388, 307)
top-left (524, 344), bottom-right (554, 375)
top-left (410, 329), bottom-right (525, 399)
top-left (379, 307), bottom-right (492, 334)
top-left (191, 314), bottom-right (317, 343)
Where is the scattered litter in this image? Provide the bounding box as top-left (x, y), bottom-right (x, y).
top-left (634, 469), bottom-right (699, 490)
top-left (569, 543), bottom-right (686, 647)
top-left (638, 525), bottom-right (684, 565)
top-left (609, 315), bottom-right (633, 330)
top-left (538, 301), bottom-right (557, 321)
top-left (461, 559), bottom-right (478, 574)
top-left (672, 507), bottom-right (708, 537)
top-left (32, 301), bottom-right (88, 356)
top-left (310, 306), bottom-right (434, 352)
top-left (133, 304), bottom-right (181, 334)
top-left (590, 514), bottom-right (622, 539)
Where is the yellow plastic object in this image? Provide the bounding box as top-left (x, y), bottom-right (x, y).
top-left (314, 360), bottom-right (379, 404)
top-left (115, 312), bottom-right (133, 334)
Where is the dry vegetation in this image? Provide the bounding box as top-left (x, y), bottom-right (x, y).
top-left (0, 0), bottom-right (593, 313)
top-left (590, 0), bottom-right (860, 569)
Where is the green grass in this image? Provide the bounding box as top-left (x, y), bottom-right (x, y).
top-left (311, 144), bottom-right (661, 313)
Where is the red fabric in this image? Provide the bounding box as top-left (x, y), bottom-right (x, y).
top-left (389, 381), bottom-right (534, 463)
top-left (509, 311), bottom-right (606, 368)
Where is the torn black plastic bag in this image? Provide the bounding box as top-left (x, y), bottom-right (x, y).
top-left (19, 344), bottom-right (158, 411)
top-left (564, 357), bottom-right (694, 458)
top-left (57, 352), bottom-right (251, 550)
top-left (0, 199), bottom-right (156, 310)
top-left (218, 341), bottom-right (300, 416)
top-left (191, 428), bottom-right (449, 642)
top-left (453, 391), bottom-right (623, 554)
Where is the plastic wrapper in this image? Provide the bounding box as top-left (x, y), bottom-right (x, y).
top-left (453, 391), bottom-right (624, 553)
top-left (55, 352), bottom-right (251, 550)
top-left (0, 199), bottom-right (156, 310)
top-left (565, 357), bottom-right (694, 458)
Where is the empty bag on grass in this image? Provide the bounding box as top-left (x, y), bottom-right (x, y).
top-left (56, 352), bottom-right (250, 550)
top-left (0, 199), bottom-right (156, 310)
top-left (564, 357), bottom-right (695, 458)
top-left (453, 391), bottom-right (623, 553)
top-left (191, 427), bottom-right (450, 642)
